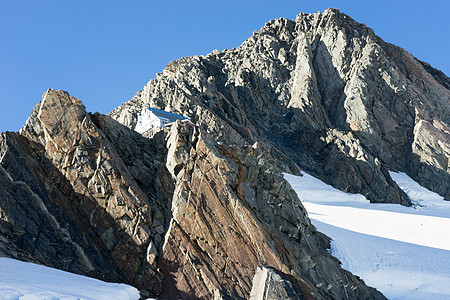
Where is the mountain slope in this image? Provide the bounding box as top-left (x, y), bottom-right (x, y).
top-left (111, 8), bottom-right (449, 203)
top-left (284, 171), bottom-right (450, 299)
top-left (1, 7), bottom-right (449, 300)
top-left (0, 89), bottom-right (385, 298)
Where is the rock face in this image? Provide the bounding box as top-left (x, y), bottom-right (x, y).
top-left (1, 8), bottom-right (449, 300)
top-left (0, 89), bottom-right (385, 299)
top-left (249, 266), bottom-right (299, 300)
top-left (4, 89), bottom-right (173, 291)
top-left (159, 122), bottom-right (384, 299)
top-left (111, 8), bottom-right (449, 203)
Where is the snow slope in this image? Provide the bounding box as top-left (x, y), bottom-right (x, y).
top-left (285, 171), bottom-right (450, 300)
top-left (0, 258), bottom-right (140, 300)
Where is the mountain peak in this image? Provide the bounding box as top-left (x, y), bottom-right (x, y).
top-left (111, 8), bottom-right (448, 203)
top-left (1, 9), bottom-right (448, 299)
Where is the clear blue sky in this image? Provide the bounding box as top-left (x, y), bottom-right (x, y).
top-left (1, 0), bottom-right (449, 133)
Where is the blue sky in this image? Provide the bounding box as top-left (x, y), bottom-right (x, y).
top-left (1, 0), bottom-right (449, 132)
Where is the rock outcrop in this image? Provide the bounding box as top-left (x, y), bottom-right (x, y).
top-left (5, 89), bottom-right (174, 292)
top-left (111, 8), bottom-right (449, 202)
top-left (0, 89), bottom-right (385, 299)
top-left (159, 121), bottom-right (384, 299)
top-left (249, 266), bottom-right (298, 300)
top-left (1, 7), bottom-right (449, 300)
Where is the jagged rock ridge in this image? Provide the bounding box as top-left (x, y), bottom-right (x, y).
top-left (1, 7), bottom-right (449, 300)
top-left (3, 90), bottom-right (173, 291)
top-left (0, 89), bottom-right (385, 299)
top-left (111, 8), bottom-right (449, 203)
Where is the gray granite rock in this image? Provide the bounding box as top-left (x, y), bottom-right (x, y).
top-left (110, 8), bottom-right (449, 203)
top-left (250, 266), bottom-right (298, 300)
top-left (1, 90), bottom-right (385, 299)
top-left (2, 7), bottom-right (449, 300)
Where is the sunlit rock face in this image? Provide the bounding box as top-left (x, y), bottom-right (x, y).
top-left (0, 89), bottom-right (385, 299)
top-left (1, 7), bottom-right (449, 300)
top-left (4, 89), bottom-right (173, 292)
top-left (158, 121), bottom-right (385, 299)
top-left (111, 8), bottom-right (449, 203)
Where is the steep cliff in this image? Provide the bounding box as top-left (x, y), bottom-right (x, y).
top-left (4, 89), bottom-right (173, 292)
top-left (159, 120), bottom-right (384, 299)
top-left (111, 8), bottom-right (449, 203)
top-left (0, 89), bottom-right (385, 298)
top-left (1, 7), bottom-right (449, 300)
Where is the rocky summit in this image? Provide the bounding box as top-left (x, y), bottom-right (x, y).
top-left (0, 8), bottom-right (448, 300)
top-left (112, 8), bottom-right (449, 204)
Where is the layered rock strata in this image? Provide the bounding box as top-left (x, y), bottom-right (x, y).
top-left (3, 89), bottom-right (173, 292)
top-left (0, 89), bottom-right (385, 299)
top-left (111, 8), bottom-right (449, 202)
top-left (2, 7), bottom-right (449, 300)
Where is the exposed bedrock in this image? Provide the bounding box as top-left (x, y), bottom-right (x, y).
top-left (1, 89), bottom-right (385, 298)
top-left (111, 8), bottom-right (449, 203)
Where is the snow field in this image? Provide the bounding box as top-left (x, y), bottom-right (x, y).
top-left (285, 171), bottom-right (450, 300)
top-left (0, 257), bottom-right (140, 300)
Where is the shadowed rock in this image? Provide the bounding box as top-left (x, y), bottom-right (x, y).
top-left (3, 7), bottom-right (449, 299)
top-left (1, 89), bottom-right (385, 298)
top-left (111, 8), bottom-right (449, 203)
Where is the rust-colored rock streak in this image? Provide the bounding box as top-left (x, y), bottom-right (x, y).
top-left (159, 122), bottom-right (383, 299)
top-left (1, 89), bottom-right (385, 299)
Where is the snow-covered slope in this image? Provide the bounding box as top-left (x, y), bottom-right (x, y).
top-left (0, 258), bottom-right (140, 300)
top-left (285, 172), bottom-right (450, 300)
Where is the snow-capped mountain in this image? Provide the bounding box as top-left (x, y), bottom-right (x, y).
top-left (0, 8), bottom-right (448, 299)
